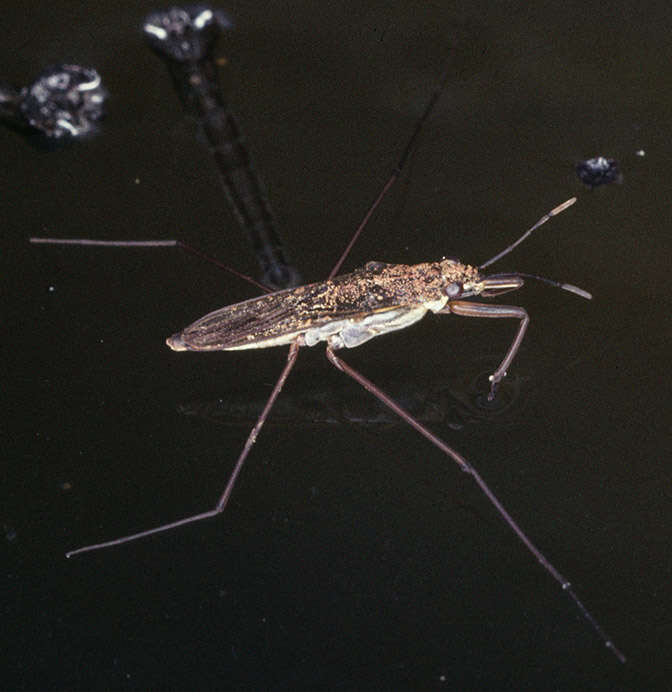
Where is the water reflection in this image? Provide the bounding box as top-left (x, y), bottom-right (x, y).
top-left (177, 353), bottom-right (532, 432)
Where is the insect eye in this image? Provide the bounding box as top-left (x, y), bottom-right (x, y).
top-left (444, 282), bottom-right (463, 298)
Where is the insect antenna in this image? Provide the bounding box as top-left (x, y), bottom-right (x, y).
top-left (516, 272), bottom-right (592, 299)
top-left (485, 271), bottom-right (592, 300)
top-left (479, 197), bottom-right (577, 270)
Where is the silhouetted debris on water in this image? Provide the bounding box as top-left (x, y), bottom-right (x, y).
top-left (576, 156), bottom-right (622, 188)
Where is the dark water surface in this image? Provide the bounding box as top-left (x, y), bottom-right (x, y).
top-left (4, 1), bottom-right (671, 689)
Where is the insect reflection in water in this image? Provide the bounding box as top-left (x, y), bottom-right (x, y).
top-left (176, 354), bottom-right (531, 431)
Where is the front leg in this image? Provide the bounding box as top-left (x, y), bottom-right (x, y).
top-left (441, 301), bottom-right (529, 400)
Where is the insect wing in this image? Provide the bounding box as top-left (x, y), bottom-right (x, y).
top-left (167, 271), bottom-right (408, 351)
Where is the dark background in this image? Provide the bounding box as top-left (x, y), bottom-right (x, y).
top-left (3, 1), bottom-right (671, 689)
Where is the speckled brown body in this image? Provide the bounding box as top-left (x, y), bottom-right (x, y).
top-left (167, 259), bottom-right (484, 351)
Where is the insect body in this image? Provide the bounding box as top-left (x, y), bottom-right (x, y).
top-left (167, 259), bottom-right (481, 351)
top-left (167, 257), bottom-right (533, 400)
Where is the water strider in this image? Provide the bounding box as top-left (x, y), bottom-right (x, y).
top-left (31, 36), bottom-right (624, 661)
top-left (64, 195), bottom-right (624, 661)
